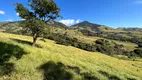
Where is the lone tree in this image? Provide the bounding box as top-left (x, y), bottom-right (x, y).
top-left (15, 0), bottom-right (60, 46)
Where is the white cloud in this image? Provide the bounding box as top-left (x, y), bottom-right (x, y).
top-left (6, 19), bottom-right (13, 22)
top-left (21, 18), bottom-right (25, 20)
top-left (16, 13), bottom-right (19, 16)
top-left (0, 10), bottom-right (5, 15)
top-left (76, 19), bottom-right (81, 23)
top-left (134, 0), bottom-right (142, 4)
top-left (59, 19), bottom-right (75, 26)
top-left (59, 19), bottom-right (81, 26)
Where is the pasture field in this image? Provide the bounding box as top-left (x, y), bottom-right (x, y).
top-left (0, 32), bottom-right (142, 80)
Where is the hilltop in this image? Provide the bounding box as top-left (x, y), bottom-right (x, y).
top-left (72, 21), bottom-right (112, 32)
top-left (72, 21), bottom-right (102, 29)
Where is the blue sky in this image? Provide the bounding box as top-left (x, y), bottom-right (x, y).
top-left (0, 0), bottom-right (142, 28)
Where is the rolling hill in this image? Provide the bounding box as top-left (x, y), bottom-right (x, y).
top-left (0, 32), bottom-right (142, 80)
top-left (0, 21), bottom-right (68, 34)
top-left (0, 21), bottom-right (139, 51)
top-left (0, 21), bottom-right (22, 34)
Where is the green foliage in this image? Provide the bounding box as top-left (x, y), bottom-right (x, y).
top-left (28, 0), bottom-right (60, 21)
top-left (15, 0), bottom-right (60, 45)
top-left (123, 28), bottom-right (142, 32)
top-left (0, 22), bottom-right (22, 34)
top-left (15, 3), bottom-right (33, 19)
top-left (95, 39), bottom-right (128, 56)
top-left (138, 42), bottom-right (142, 48)
top-left (20, 18), bottom-right (46, 36)
top-left (46, 33), bottom-right (132, 57)
top-left (72, 22), bottom-right (142, 46)
top-left (134, 48), bottom-right (142, 57)
top-left (94, 32), bottom-right (142, 47)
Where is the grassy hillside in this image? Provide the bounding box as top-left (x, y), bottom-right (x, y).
top-left (112, 40), bottom-right (138, 51)
top-left (0, 22), bottom-right (22, 34)
top-left (73, 35), bottom-right (137, 51)
top-left (0, 32), bottom-right (142, 80)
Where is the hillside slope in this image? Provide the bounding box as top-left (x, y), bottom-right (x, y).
top-left (0, 22), bottom-right (22, 34)
top-left (0, 32), bottom-right (142, 80)
top-left (0, 21), bottom-right (68, 34)
top-left (72, 21), bottom-right (114, 32)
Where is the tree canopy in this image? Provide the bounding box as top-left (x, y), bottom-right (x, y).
top-left (15, 0), bottom-right (60, 46)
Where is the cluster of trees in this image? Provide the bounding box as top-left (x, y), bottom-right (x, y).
top-left (78, 29), bottom-right (142, 45)
top-left (45, 33), bottom-right (142, 57)
top-left (81, 30), bottom-right (142, 47)
top-left (79, 29), bottom-right (96, 36)
top-left (133, 42), bottom-right (142, 57)
top-left (45, 33), bottom-right (139, 57)
top-left (103, 34), bottom-right (142, 44)
top-left (134, 48), bottom-right (142, 57)
top-left (95, 39), bottom-right (128, 56)
top-left (138, 42), bottom-right (142, 48)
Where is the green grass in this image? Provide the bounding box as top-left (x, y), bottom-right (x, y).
top-left (0, 32), bottom-right (142, 80)
top-left (112, 40), bottom-right (138, 51)
top-left (74, 36), bottom-right (102, 44)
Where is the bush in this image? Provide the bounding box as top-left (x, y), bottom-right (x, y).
top-left (138, 43), bottom-right (142, 48)
top-left (134, 48), bottom-right (142, 57)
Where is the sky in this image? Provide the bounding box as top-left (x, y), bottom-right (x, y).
top-left (0, 0), bottom-right (142, 28)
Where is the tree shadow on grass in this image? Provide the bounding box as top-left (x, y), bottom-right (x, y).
top-left (127, 78), bottom-right (136, 80)
top-left (98, 70), bottom-right (137, 80)
top-left (10, 38), bottom-right (42, 48)
top-left (0, 42), bottom-right (28, 76)
top-left (98, 70), bottom-right (121, 80)
top-left (38, 61), bottom-right (100, 80)
top-left (81, 72), bottom-right (100, 80)
top-left (38, 61), bottom-right (73, 80)
top-left (0, 63), bottom-right (15, 76)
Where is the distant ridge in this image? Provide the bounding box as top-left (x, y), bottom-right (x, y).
top-left (71, 21), bottom-right (112, 33)
top-left (71, 21), bottom-right (101, 29)
top-left (47, 21), bottom-right (69, 29)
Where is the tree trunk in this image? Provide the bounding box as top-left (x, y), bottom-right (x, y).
top-left (32, 34), bottom-right (38, 46)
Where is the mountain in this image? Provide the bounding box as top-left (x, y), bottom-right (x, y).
top-left (47, 21), bottom-right (69, 29)
top-left (72, 21), bottom-right (101, 29)
top-left (0, 21), bottom-right (69, 34)
top-left (72, 21), bottom-right (102, 31)
top-left (71, 21), bottom-right (115, 36)
top-left (72, 21), bottom-right (113, 32)
top-left (0, 21), bottom-right (22, 33)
